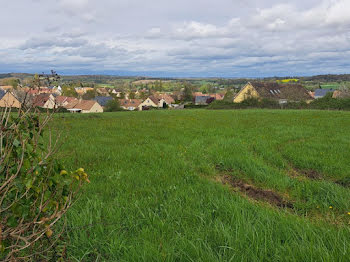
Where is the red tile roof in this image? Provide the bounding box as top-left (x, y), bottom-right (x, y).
top-left (65, 100), bottom-right (98, 110)
top-left (33, 94), bottom-right (53, 107)
top-left (120, 99), bottom-right (143, 108)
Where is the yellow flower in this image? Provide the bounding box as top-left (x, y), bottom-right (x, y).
top-left (329, 206), bottom-right (333, 209)
top-left (60, 170), bottom-right (68, 176)
top-left (347, 212), bottom-right (350, 215)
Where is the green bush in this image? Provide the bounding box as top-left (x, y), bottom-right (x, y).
top-left (104, 99), bottom-right (122, 112)
top-left (0, 108), bottom-right (89, 261)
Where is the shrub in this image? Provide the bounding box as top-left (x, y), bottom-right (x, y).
top-left (0, 74), bottom-right (89, 261)
top-left (104, 99), bottom-right (122, 112)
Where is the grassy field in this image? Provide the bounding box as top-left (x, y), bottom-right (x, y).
top-left (53, 110), bottom-right (350, 261)
top-left (320, 84), bottom-right (340, 89)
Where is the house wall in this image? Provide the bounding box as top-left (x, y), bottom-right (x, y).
top-left (121, 106), bottom-right (136, 111)
top-left (82, 102), bottom-right (103, 113)
top-left (139, 98), bottom-right (158, 109)
top-left (233, 83), bottom-right (259, 103)
top-left (42, 96), bottom-right (56, 109)
top-left (0, 93), bottom-right (21, 108)
top-left (158, 99), bottom-right (166, 107)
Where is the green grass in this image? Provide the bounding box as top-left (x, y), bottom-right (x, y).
top-left (320, 84), bottom-right (340, 89)
top-left (96, 83), bottom-right (115, 88)
top-left (53, 110), bottom-right (350, 261)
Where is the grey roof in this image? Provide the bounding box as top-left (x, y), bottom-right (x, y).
top-left (0, 89), bottom-right (6, 100)
top-left (195, 95), bottom-right (211, 104)
top-left (94, 96), bottom-right (113, 106)
top-left (314, 89), bottom-right (335, 98)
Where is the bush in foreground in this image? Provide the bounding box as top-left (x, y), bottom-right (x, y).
top-left (0, 73), bottom-right (89, 261)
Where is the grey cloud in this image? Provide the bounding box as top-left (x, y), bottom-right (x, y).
top-left (1, 0), bottom-right (350, 76)
top-left (20, 37), bottom-right (88, 50)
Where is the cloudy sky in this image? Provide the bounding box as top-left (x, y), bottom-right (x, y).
top-left (1, 0), bottom-right (350, 77)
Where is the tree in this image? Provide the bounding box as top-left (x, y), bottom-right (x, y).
top-left (199, 84), bottom-right (209, 94)
top-left (105, 99), bottom-right (121, 112)
top-left (223, 89), bottom-right (235, 102)
top-left (62, 85), bottom-right (78, 97)
top-left (82, 90), bottom-right (97, 100)
top-left (182, 82), bottom-right (194, 102)
top-left (0, 78), bottom-right (20, 89)
top-left (129, 91), bottom-right (136, 99)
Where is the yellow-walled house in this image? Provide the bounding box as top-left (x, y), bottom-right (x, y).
top-left (138, 95), bottom-right (168, 110)
top-left (233, 82), bottom-right (313, 104)
top-left (233, 83), bottom-right (260, 103)
top-left (0, 91), bottom-right (21, 108)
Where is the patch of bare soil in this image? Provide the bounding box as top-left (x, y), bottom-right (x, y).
top-left (335, 177), bottom-right (350, 188)
top-left (296, 169), bottom-right (322, 180)
top-left (215, 163), bottom-right (233, 172)
top-left (219, 175), bottom-right (294, 209)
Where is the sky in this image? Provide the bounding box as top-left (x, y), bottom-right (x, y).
top-left (0, 0), bottom-right (350, 77)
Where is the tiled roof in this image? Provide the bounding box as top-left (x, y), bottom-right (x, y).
top-left (65, 100), bottom-right (98, 110)
top-left (56, 96), bottom-right (77, 105)
top-left (195, 95), bottom-right (211, 104)
top-left (157, 93), bottom-right (175, 104)
top-left (0, 89), bottom-right (5, 100)
top-left (120, 99), bottom-right (143, 108)
top-left (250, 82), bottom-right (313, 101)
top-left (33, 94), bottom-right (53, 107)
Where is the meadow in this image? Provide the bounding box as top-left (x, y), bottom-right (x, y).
top-left (53, 110), bottom-right (350, 261)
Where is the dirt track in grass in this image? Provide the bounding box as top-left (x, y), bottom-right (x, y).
top-left (217, 175), bottom-right (294, 209)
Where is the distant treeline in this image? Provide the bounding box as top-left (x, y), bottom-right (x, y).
top-left (2, 73), bottom-right (350, 83)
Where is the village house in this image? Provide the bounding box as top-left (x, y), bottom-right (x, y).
top-left (22, 87), bottom-right (55, 96)
top-left (157, 93), bottom-right (175, 105)
top-left (33, 94), bottom-right (56, 109)
top-left (333, 90), bottom-right (350, 99)
top-left (96, 88), bottom-right (110, 96)
top-left (0, 86), bottom-right (13, 91)
top-left (55, 96), bottom-right (78, 107)
top-left (233, 82), bottom-right (313, 104)
top-left (110, 89), bottom-right (123, 97)
top-left (138, 95), bottom-right (168, 110)
top-left (209, 93), bottom-right (225, 100)
top-left (0, 90), bottom-right (21, 108)
top-left (48, 86), bottom-right (62, 95)
top-left (65, 100), bottom-right (103, 113)
top-left (193, 92), bottom-right (224, 101)
top-left (75, 87), bottom-right (94, 96)
top-left (194, 95), bottom-right (215, 105)
top-left (119, 99), bottom-right (143, 111)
